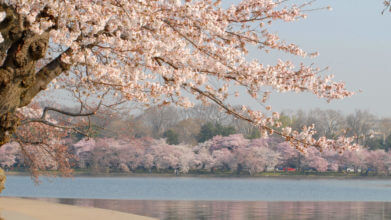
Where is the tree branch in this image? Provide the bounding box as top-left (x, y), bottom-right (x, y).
top-left (41, 106), bottom-right (97, 120)
top-left (19, 49), bottom-right (71, 107)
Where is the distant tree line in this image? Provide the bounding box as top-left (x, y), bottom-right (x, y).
top-left (67, 105), bottom-right (391, 151)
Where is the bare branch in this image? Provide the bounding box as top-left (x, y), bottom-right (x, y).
top-left (41, 106), bottom-right (97, 120)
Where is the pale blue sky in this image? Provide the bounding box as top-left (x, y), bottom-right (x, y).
top-left (225, 0), bottom-right (391, 116)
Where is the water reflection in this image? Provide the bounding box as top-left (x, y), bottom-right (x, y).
top-left (33, 198), bottom-right (391, 220)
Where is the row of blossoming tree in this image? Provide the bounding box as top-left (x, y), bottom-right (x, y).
top-left (1, 134), bottom-right (391, 176)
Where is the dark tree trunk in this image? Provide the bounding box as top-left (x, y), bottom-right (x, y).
top-left (0, 4), bottom-right (69, 145)
top-left (297, 152), bottom-right (302, 172)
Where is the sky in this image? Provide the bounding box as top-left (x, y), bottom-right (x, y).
top-left (225, 0), bottom-right (391, 116)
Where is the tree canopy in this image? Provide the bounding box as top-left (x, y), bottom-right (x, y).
top-left (197, 122), bottom-right (236, 143)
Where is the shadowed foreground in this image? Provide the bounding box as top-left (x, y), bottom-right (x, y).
top-left (0, 197), bottom-right (155, 220)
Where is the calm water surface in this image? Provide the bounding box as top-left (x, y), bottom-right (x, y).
top-left (3, 176), bottom-right (391, 219)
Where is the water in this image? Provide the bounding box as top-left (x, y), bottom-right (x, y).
top-left (3, 176), bottom-right (391, 219)
top-left (4, 176), bottom-right (391, 201)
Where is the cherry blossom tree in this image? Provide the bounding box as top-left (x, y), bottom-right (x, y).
top-left (211, 148), bottom-right (237, 172)
top-left (118, 141), bottom-right (147, 172)
top-left (193, 147), bottom-right (214, 171)
top-left (364, 150), bottom-right (391, 174)
top-left (90, 140), bottom-right (121, 172)
top-left (338, 147), bottom-right (368, 173)
top-left (73, 138), bottom-right (96, 168)
top-left (321, 149), bottom-right (340, 172)
top-left (236, 144), bottom-right (280, 175)
top-left (302, 147), bottom-right (328, 172)
top-left (271, 139), bottom-right (299, 169)
top-left (0, 0), bottom-right (356, 152)
top-left (0, 142), bottom-right (19, 168)
top-left (206, 134), bottom-right (249, 152)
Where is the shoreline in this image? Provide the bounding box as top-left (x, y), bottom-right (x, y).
top-left (0, 197), bottom-right (156, 220)
top-left (5, 171), bottom-right (391, 180)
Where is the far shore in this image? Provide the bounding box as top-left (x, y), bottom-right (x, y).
top-left (0, 197), bottom-right (156, 220)
top-left (5, 170), bottom-right (391, 180)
